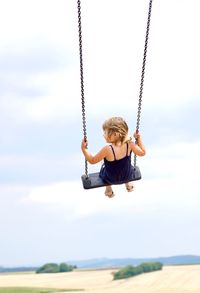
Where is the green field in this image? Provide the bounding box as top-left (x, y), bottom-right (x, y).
top-left (0, 288), bottom-right (84, 293)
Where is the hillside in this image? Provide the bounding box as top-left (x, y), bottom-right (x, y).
top-left (68, 255), bottom-right (200, 269)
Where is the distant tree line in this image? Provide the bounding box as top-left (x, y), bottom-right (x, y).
top-left (0, 266), bottom-right (38, 273)
top-left (113, 262), bottom-right (163, 280)
top-left (36, 262), bottom-right (77, 274)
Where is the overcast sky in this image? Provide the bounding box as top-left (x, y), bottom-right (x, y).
top-left (0, 0), bottom-right (200, 267)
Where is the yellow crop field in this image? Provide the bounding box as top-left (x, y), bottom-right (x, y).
top-left (0, 265), bottom-right (200, 293)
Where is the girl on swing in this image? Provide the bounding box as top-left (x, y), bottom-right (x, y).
top-left (81, 117), bottom-right (146, 198)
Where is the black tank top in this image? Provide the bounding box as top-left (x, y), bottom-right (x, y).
top-left (99, 143), bottom-right (133, 184)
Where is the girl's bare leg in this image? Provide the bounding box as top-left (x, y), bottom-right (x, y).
top-left (105, 185), bottom-right (115, 198)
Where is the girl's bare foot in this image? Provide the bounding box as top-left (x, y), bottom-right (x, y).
top-left (105, 186), bottom-right (115, 198)
top-left (125, 182), bottom-right (134, 192)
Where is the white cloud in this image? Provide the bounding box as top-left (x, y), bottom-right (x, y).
top-left (23, 141), bottom-right (200, 221)
top-left (0, 69), bottom-right (81, 125)
top-left (0, 0), bottom-right (77, 46)
top-left (0, 137), bottom-right (198, 222)
top-left (24, 180), bottom-right (135, 219)
top-left (0, 183), bottom-right (30, 198)
top-left (25, 70), bottom-right (81, 123)
top-left (1, 0), bottom-right (200, 125)
top-left (143, 141), bottom-right (200, 178)
top-left (23, 176), bottom-right (199, 222)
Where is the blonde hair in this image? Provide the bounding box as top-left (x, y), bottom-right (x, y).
top-left (102, 117), bottom-right (130, 143)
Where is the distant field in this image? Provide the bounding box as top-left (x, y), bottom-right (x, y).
top-left (0, 265), bottom-right (200, 293)
top-left (0, 289), bottom-right (83, 293)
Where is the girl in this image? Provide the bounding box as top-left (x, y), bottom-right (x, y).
top-left (81, 117), bottom-right (146, 198)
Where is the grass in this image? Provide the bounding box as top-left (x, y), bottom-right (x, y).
top-left (0, 288), bottom-right (84, 293)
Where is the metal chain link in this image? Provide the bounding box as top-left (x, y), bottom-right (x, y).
top-left (134, 0), bottom-right (153, 167)
top-left (77, 0), bottom-right (88, 177)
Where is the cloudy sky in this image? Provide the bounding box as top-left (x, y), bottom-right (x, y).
top-left (0, 0), bottom-right (199, 267)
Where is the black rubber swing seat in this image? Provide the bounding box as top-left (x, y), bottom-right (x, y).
top-left (81, 165), bottom-right (141, 189)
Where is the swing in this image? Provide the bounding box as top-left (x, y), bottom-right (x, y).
top-left (77, 0), bottom-right (153, 190)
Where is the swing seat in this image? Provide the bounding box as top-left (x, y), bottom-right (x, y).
top-left (81, 166), bottom-right (141, 189)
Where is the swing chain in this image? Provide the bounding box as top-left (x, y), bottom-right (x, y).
top-left (77, 0), bottom-right (152, 174)
top-left (77, 0), bottom-right (88, 177)
top-left (134, 0), bottom-right (153, 167)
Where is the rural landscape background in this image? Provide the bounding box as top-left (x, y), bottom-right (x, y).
top-left (1, 264), bottom-right (200, 293)
top-left (0, 0), bottom-right (200, 292)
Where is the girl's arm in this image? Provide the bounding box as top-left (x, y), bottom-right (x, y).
top-left (129, 132), bottom-right (146, 156)
top-left (81, 139), bottom-right (108, 164)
